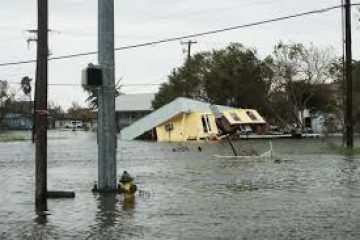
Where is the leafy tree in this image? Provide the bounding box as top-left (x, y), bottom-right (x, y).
top-left (268, 42), bottom-right (335, 128)
top-left (330, 59), bottom-right (360, 132)
top-left (154, 42), bottom-right (338, 130)
top-left (20, 76), bottom-right (33, 118)
top-left (48, 101), bottom-right (64, 119)
top-left (20, 76), bottom-right (32, 95)
top-left (152, 43), bottom-right (272, 115)
top-left (67, 102), bottom-right (92, 124)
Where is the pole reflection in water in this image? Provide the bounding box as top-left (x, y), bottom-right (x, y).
top-left (88, 192), bottom-right (138, 239)
top-left (95, 193), bottom-right (119, 227)
top-left (35, 199), bottom-right (48, 225)
top-left (340, 155), bottom-right (358, 189)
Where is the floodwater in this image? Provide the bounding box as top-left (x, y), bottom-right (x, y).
top-left (1, 131), bottom-right (360, 240)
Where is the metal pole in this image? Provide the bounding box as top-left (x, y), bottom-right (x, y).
top-left (35, 0), bottom-right (48, 208)
top-left (227, 134), bottom-right (238, 156)
top-left (344, 0), bottom-right (353, 149)
top-left (98, 0), bottom-right (117, 191)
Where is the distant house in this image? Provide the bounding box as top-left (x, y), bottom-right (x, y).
top-left (120, 97), bottom-right (266, 142)
top-left (0, 101), bottom-right (34, 130)
top-left (2, 114), bottom-right (33, 130)
top-left (115, 93), bottom-right (155, 130)
top-left (299, 82), bottom-right (342, 134)
top-left (54, 114), bottom-right (85, 129)
top-left (54, 111), bottom-right (97, 129)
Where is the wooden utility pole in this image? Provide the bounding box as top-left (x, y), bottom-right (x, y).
top-left (344, 0), bottom-right (353, 149)
top-left (35, 0), bottom-right (48, 208)
top-left (97, 0), bottom-right (117, 191)
top-left (181, 40), bottom-right (197, 61)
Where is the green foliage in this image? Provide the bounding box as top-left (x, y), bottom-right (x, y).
top-left (328, 59), bottom-right (360, 132)
top-left (152, 43), bottom-right (272, 114)
top-left (268, 42), bottom-right (335, 127)
top-left (153, 42), bottom-right (337, 129)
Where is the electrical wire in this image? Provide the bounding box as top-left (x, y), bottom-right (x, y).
top-left (0, 3), bottom-right (355, 68)
top-left (6, 82), bottom-right (162, 86)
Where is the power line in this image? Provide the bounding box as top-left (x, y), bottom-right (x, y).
top-left (6, 81), bottom-right (162, 86)
top-left (0, 3), bottom-right (357, 68)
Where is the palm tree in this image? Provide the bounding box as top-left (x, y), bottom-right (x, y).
top-left (20, 76), bottom-right (33, 142)
top-left (83, 78), bottom-right (123, 109)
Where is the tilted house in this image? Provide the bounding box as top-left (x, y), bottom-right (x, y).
top-left (120, 97), bottom-right (267, 142)
top-left (219, 109), bottom-right (267, 134)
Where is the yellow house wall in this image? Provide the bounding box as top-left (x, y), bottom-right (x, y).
top-left (156, 112), bottom-right (218, 142)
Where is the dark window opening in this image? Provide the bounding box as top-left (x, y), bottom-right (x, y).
top-left (230, 112), bottom-right (241, 122)
top-left (246, 111), bottom-right (258, 121)
top-left (201, 115), bottom-right (211, 133)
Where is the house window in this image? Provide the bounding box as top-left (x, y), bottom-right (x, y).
top-left (246, 111), bottom-right (258, 121)
top-left (230, 112), bottom-right (241, 122)
top-left (201, 115), bottom-right (211, 133)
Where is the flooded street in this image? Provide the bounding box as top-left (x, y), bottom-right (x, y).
top-left (1, 131), bottom-right (360, 239)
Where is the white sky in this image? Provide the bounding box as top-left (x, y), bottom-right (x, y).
top-left (0, 0), bottom-right (359, 110)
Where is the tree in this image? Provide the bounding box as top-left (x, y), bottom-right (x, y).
top-left (83, 78), bottom-right (123, 109)
top-left (0, 80), bottom-right (15, 128)
top-left (20, 76), bottom-right (32, 96)
top-left (67, 102), bottom-right (92, 124)
top-left (330, 59), bottom-right (360, 133)
top-left (48, 101), bottom-right (64, 119)
top-left (152, 43), bottom-right (272, 114)
top-left (268, 42), bottom-right (335, 128)
top-left (20, 76), bottom-right (33, 116)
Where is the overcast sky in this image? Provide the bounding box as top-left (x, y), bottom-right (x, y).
top-left (0, 0), bottom-right (359, 110)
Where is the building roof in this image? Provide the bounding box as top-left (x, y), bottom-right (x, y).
top-left (4, 113), bottom-right (32, 119)
top-left (120, 97), bottom-right (233, 140)
top-left (115, 93), bottom-right (155, 112)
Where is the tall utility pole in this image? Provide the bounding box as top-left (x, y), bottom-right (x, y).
top-left (98, 0), bottom-right (117, 191)
top-left (35, 0), bottom-right (48, 208)
top-left (181, 40), bottom-right (197, 61)
top-left (344, 0), bottom-right (353, 149)
top-left (26, 30), bottom-right (37, 144)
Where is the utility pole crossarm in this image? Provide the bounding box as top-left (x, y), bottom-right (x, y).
top-left (181, 40), bottom-right (197, 61)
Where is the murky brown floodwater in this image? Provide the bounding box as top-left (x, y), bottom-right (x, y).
top-left (1, 131), bottom-right (360, 240)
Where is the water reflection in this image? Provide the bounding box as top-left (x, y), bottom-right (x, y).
top-left (35, 199), bottom-right (48, 225)
top-left (122, 194), bottom-right (136, 211)
top-left (95, 193), bottom-right (120, 227)
top-left (339, 155), bottom-right (359, 189)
